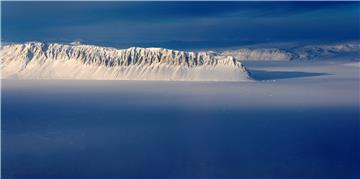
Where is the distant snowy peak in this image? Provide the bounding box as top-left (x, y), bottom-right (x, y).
top-left (1, 42), bottom-right (251, 81)
top-left (221, 42), bottom-right (360, 61)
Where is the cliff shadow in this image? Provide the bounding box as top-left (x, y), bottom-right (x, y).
top-left (249, 69), bottom-right (330, 81)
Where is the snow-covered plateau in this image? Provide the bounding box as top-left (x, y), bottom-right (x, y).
top-left (1, 42), bottom-right (250, 81)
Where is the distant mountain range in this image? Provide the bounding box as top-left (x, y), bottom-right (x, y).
top-left (221, 42), bottom-right (360, 61)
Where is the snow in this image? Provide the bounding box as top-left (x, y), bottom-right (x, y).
top-left (221, 42), bottom-right (360, 61)
top-left (222, 48), bottom-right (292, 61)
top-left (1, 42), bottom-right (250, 81)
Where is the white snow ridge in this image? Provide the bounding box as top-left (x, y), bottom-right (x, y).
top-left (1, 42), bottom-right (251, 81)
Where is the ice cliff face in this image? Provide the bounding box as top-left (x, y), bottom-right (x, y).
top-left (1, 42), bottom-right (251, 81)
top-left (221, 42), bottom-right (360, 61)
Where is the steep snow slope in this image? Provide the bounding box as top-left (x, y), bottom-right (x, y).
top-left (1, 42), bottom-right (251, 81)
top-left (221, 42), bottom-right (360, 61)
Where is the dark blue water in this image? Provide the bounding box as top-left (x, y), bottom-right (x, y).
top-left (2, 80), bottom-right (360, 179)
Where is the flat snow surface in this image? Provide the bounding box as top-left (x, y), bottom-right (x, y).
top-left (2, 60), bottom-right (360, 178)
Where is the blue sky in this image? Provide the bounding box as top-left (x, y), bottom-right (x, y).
top-left (2, 2), bottom-right (360, 50)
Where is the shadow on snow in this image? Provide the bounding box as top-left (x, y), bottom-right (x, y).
top-left (249, 69), bottom-right (330, 81)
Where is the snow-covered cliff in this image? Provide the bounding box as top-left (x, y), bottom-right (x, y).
top-left (1, 42), bottom-right (251, 81)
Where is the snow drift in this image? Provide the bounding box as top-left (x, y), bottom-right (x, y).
top-left (1, 42), bottom-right (251, 81)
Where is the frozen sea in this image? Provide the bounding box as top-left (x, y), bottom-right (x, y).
top-left (2, 60), bottom-right (360, 178)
